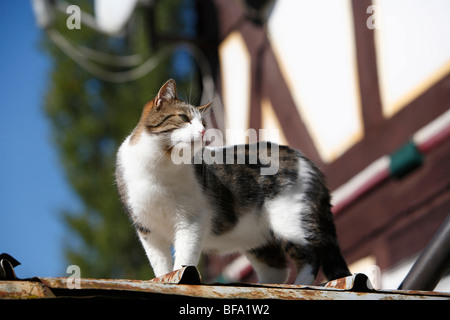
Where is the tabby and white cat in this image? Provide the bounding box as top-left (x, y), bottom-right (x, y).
top-left (115, 79), bottom-right (351, 284)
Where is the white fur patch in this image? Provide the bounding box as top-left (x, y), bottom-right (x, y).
top-left (266, 191), bottom-right (307, 244)
top-left (203, 209), bottom-right (271, 253)
top-left (265, 158), bottom-right (315, 245)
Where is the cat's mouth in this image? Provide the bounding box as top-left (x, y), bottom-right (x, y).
top-left (171, 134), bottom-right (202, 144)
top-left (170, 128), bottom-right (206, 145)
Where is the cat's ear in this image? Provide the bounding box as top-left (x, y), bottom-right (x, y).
top-left (155, 79), bottom-right (177, 108)
top-left (197, 101), bottom-right (212, 113)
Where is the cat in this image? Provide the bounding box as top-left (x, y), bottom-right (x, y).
top-left (115, 79), bottom-right (351, 284)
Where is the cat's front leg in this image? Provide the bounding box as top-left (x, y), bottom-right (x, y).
top-left (137, 231), bottom-right (173, 277)
top-left (172, 220), bottom-right (205, 271)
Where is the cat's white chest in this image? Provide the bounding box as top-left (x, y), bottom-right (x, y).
top-left (117, 135), bottom-right (206, 229)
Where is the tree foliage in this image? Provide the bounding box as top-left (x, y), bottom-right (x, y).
top-left (42, 0), bottom-right (200, 279)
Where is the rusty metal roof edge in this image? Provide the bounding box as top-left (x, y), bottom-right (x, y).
top-left (2, 278), bottom-right (450, 300)
top-left (32, 276), bottom-right (450, 300)
top-left (3, 255), bottom-right (449, 300)
top-left (2, 266), bottom-right (449, 300)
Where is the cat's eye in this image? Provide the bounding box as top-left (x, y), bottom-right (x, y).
top-left (178, 114), bottom-right (190, 123)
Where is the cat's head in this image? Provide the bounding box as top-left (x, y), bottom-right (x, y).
top-left (131, 79), bottom-right (212, 151)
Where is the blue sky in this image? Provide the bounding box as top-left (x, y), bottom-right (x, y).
top-left (0, 2), bottom-right (80, 278)
top-left (0, 1), bottom-right (197, 280)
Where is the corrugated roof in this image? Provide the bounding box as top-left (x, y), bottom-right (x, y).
top-left (1, 265), bottom-right (449, 300)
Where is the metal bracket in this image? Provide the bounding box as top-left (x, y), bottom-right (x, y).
top-left (0, 253), bottom-right (21, 280)
top-left (323, 273), bottom-right (374, 292)
top-left (151, 265), bottom-right (203, 284)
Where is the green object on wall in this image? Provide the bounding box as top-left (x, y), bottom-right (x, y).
top-left (389, 140), bottom-right (424, 179)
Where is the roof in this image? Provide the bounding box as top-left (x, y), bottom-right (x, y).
top-left (1, 265), bottom-right (449, 301)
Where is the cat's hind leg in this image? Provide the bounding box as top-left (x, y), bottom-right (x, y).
top-left (245, 241), bottom-right (289, 284)
top-left (285, 242), bottom-right (320, 285)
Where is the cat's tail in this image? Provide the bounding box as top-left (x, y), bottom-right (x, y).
top-left (321, 240), bottom-right (352, 281)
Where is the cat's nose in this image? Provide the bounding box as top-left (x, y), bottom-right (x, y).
top-left (200, 129), bottom-right (206, 136)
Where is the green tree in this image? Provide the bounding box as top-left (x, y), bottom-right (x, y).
top-left (42, 0), bottom-right (200, 279)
